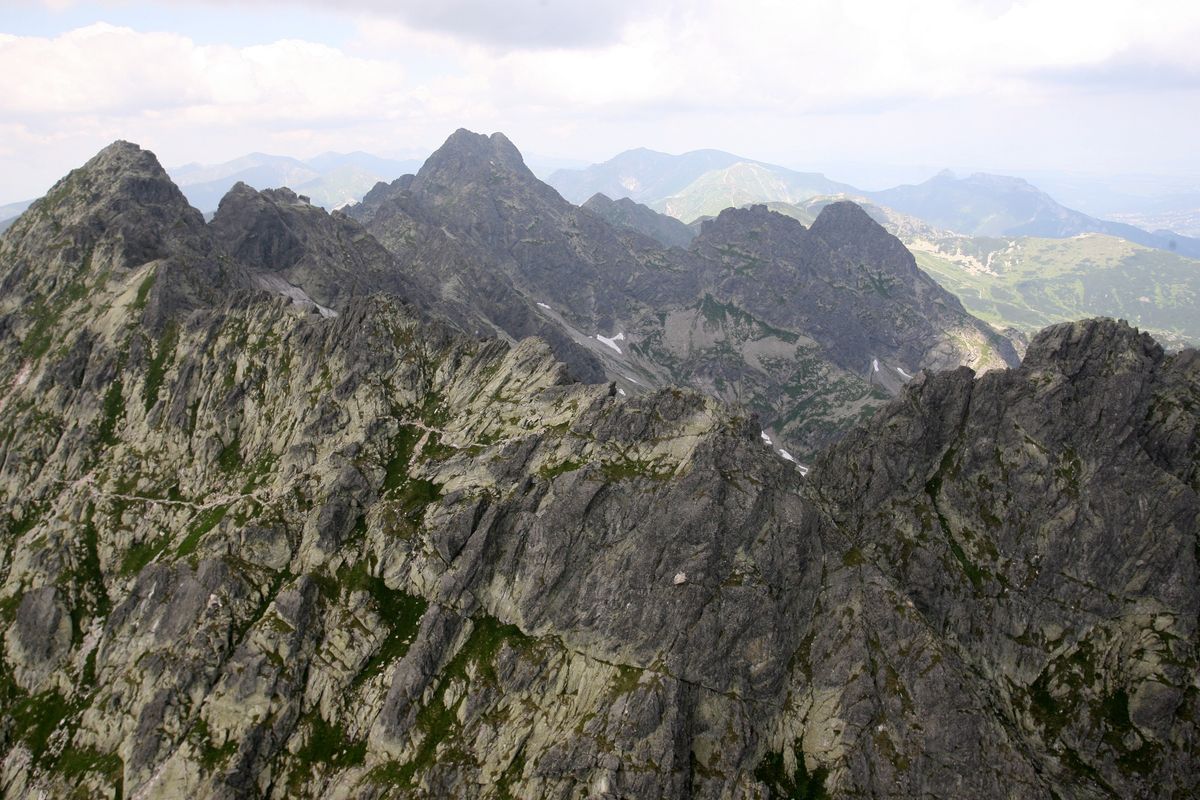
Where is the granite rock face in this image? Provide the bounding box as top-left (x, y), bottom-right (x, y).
top-left (0, 140), bottom-right (1195, 800)
top-left (801, 317), bottom-right (1199, 797)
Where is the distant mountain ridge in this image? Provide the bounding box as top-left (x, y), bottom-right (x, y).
top-left (0, 199), bottom-right (33, 234)
top-left (547, 147), bottom-right (750, 204)
top-left (168, 151), bottom-right (424, 214)
top-left (869, 170), bottom-right (1200, 258)
top-left (10, 143), bottom-right (1199, 258)
top-left (652, 161), bottom-right (857, 222)
top-left (549, 149), bottom-right (1200, 259)
top-left (548, 147), bottom-right (855, 216)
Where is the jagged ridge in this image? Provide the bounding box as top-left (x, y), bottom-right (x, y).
top-left (0, 138), bottom-right (1194, 800)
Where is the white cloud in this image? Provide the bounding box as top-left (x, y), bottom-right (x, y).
top-left (330, 0), bottom-right (651, 49)
top-left (339, 0), bottom-right (1200, 121)
top-left (0, 23), bottom-right (407, 121)
top-left (2, 1), bottom-right (1200, 202)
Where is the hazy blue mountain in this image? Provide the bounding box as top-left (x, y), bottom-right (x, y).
top-left (0, 199), bottom-right (33, 221)
top-left (295, 160), bottom-right (422, 211)
top-left (650, 161), bottom-right (858, 222)
top-left (869, 171), bottom-right (1200, 257)
top-left (303, 150), bottom-right (420, 177)
top-left (170, 153), bottom-right (319, 212)
top-left (549, 147), bottom-right (858, 222)
top-left (0, 198), bottom-right (34, 232)
top-left (547, 147), bottom-right (753, 204)
top-left (522, 152), bottom-right (591, 179)
top-left (553, 148), bottom-right (1200, 257)
top-left (171, 152), bottom-right (317, 188)
top-left (1012, 168), bottom-right (1200, 223)
top-left (168, 151), bottom-right (422, 213)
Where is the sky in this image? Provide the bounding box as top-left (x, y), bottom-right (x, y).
top-left (2, 0), bottom-right (1200, 204)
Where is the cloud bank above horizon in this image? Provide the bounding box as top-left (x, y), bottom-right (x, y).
top-left (1, 0), bottom-right (1199, 202)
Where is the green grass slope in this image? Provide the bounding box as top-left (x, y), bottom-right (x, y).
top-left (910, 233), bottom-right (1200, 347)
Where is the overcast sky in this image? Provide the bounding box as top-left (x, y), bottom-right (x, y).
top-left (2, 0), bottom-right (1200, 203)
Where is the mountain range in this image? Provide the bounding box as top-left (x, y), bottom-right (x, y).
top-left (548, 147), bottom-right (856, 218)
top-left (720, 195), bottom-right (1200, 349)
top-left (344, 130), bottom-right (1017, 456)
top-left (7, 142), bottom-right (1200, 262)
top-left (871, 170), bottom-right (1200, 257)
top-left (548, 151), bottom-right (1200, 258)
top-left (0, 152), bottom-right (423, 234)
top-left (553, 158), bottom-right (1200, 349)
top-left (0, 131), bottom-right (1196, 799)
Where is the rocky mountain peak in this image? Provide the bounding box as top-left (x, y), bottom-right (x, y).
top-left (1021, 317), bottom-right (1165, 377)
top-left (0, 139), bottom-right (211, 309)
top-left (23, 139), bottom-right (200, 229)
top-left (582, 192), bottom-right (661, 218)
top-left (582, 191), bottom-right (616, 208)
top-left (207, 177), bottom-right (424, 314)
top-left (412, 128), bottom-right (538, 193)
top-left (210, 181), bottom-right (311, 272)
top-left (806, 199), bottom-right (925, 281)
top-left (697, 203), bottom-right (800, 241)
top-left (213, 180), bottom-right (260, 207)
top-left (351, 175), bottom-right (415, 224)
top-left (214, 182), bottom-right (309, 216)
top-left (808, 199), bottom-right (886, 238)
top-left (86, 138), bottom-right (157, 170)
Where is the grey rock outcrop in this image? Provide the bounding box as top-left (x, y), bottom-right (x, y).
top-left (581, 193), bottom-right (697, 249)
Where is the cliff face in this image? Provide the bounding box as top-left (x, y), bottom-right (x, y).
top-left (800, 318), bottom-right (1199, 796)
top-left (0, 140), bottom-right (1195, 800)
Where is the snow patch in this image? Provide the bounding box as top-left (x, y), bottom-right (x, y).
top-left (895, 366), bottom-right (912, 380)
top-left (872, 358), bottom-right (879, 372)
top-left (257, 274), bottom-right (338, 318)
top-left (536, 301), bottom-right (551, 309)
top-left (617, 387), bottom-right (627, 396)
top-left (761, 431), bottom-right (773, 445)
top-left (778, 448), bottom-right (811, 476)
top-left (595, 332), bottom-right (625, 354)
